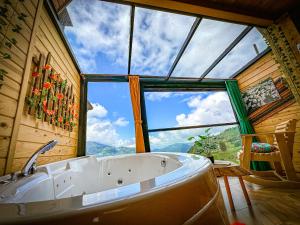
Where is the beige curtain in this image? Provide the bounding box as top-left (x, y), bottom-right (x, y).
top-left (128, 75), bottom-right (145, 153)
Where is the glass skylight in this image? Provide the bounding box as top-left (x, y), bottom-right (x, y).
top-left (172, 19), bottom-right (246, 77)
top-left (206, 28), bottom-right (268, 79)
top-left (131, 7), bottom-right (195, 76)
top-left (64, 0), bottom-right (131, 74)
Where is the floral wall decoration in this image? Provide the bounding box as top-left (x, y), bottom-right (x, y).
top-left (241, 78), bottom-right (281, 113)
top-left (246, 77), bottom-right (295, 125)
top-left (26, 53), bottom-right (78, 132)
top-left (0, 0), bottom-right (27, 88)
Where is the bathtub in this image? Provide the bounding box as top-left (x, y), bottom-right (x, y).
top-left (0, 153), bottom-right (229, 225)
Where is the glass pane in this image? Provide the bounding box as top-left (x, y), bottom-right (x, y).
top-left (206, 28), bottom-right (268, 78)
top-left (172, 19), bottom-right (246, 77)
top-left (86, 82), bottom-right (135, 156)
top-left (145, 91), bottom-right (236, 129)
top-left (131, 8), bottom-right (195, 76)
top-left (63, 0), bottom-right (131, 74)
top-left (150, 125), bottom-right (241, 163)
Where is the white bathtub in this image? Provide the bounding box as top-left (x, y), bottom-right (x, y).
top-left (0, 153), bottom-right (229, 225)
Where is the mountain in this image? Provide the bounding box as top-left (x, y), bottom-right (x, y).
top-left (152, 143), bottom-right (193, 153)
top-left (86, 141), bottom-right (135, 156)
top-left (86, 126), bottom-right (242, 160)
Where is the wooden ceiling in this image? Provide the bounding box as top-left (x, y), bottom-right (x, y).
top-left (175, 0), bottom-right (300, 20)
top-left (50, 0), bottom-right (300, 26)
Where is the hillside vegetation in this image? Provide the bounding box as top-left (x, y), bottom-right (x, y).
top-left (86, 126), bottom-right (242, 163)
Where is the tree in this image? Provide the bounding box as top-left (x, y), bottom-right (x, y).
top-left (219, 141), bottom-right (227, 152)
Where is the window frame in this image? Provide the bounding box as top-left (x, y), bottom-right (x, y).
top-left (78, 75), bottom-right (240, 155)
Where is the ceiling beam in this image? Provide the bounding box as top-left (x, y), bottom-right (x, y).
top-left (114, 0), bottom-right (273, 26)
top-left (166, 17), bottom-right (202, 80)
top-left (128, 5), bottom-right (135, 74)
top-left (198, 26), bottom-right (253, 81)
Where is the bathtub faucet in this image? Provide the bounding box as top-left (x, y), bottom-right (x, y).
top-left (21, 140), bottom-right (58, 177)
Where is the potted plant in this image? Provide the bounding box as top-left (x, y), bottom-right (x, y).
top-left (188, 128), bottom-right (218, 163)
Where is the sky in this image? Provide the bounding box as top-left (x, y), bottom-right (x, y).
top-left (62, 0), bottom-right (268, 149)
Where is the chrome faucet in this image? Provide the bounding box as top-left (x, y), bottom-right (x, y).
top-left (21, 140), bottom-right (58, 177)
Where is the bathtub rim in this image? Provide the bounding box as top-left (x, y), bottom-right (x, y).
top-left (0, 153), bottom-right (215, 224)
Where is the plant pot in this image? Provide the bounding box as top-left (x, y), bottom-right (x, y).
top-left (207, 156), bottom-right (214, 164)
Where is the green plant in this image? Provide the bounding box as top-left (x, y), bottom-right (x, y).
top-left (219, 141), bottom-right (227, 152)
top-left (0, 0), bottom-right (27, 89)
top-left (187, 128), bottom-right (219, 157)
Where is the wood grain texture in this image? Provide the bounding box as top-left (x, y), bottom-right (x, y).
top-left (0, 1), bottom-right (80, 174)
top-left (9, 5), bottom-right (81, 172)
top-left (236, 52), bottom-right (300, 172)
top-left (220, 177), bottom-right (300, 225)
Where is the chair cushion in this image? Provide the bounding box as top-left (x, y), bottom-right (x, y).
top-left (251, 143), bottom-right (277, 153)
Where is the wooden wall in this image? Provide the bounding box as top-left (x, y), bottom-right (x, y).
top-left (0, 0), bottom-right (80, 175)
top-left (236, 52), bottom-right (300, 172)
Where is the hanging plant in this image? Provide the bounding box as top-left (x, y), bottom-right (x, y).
top-left (0, 0), bottom-right (27, 89)
top-left (26, 54), bottom-right (78, 132)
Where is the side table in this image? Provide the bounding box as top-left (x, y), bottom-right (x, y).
top-left (213, 160), bottom-right (252, 211)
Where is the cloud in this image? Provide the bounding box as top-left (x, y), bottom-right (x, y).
top-left (176, 92), bottom-right (235, 126)
top-left (65, 0), bottom-right (130, 73)
top-left (172, 19), bottom-right (246, 77)
top-left (131, 8), bottom-right (194, 75)
top-left (65, 1), bottom-right (267, 78)
top-left (87, 103), bottom-right (134, 147)
top-left (206, 28), bottom-right (268, 78)
top-left (113, 117), bottom-right (129, 127)
top-left (149, 92), bottom-right (237, 149)
top-left (145, 92), bottom-right (172, 101)
top-left (87, 103), bottom-right (107, 119)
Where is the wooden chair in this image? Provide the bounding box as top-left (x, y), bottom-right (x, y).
top-left (239, 119), bottom-right (300, 188)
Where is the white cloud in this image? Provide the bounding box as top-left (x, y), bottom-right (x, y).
top-left (172, 19), bottom-right (245, 77)
top-left (65, 1), bottom-right (267, 78)
top-left (87, 103), bottom-right (134, 147)
top-left (176, 92), bottom-right (235, 126)
top-left (149, 92), bottom-right (236, 149)
top-left (131, 8), bottom-right (194, 75)
top-left (145, 92), bottom-right (172, 101)
top-left (114, 117), bottom-right (129, 127)
top-left (88, 103), bottom-right (107, 119)
top-left (65, 0), bottom-right (130, 73)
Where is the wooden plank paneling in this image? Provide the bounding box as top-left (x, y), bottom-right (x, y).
top-left (0, 115), bottom-right (14, 137)
top-left (4, 0), bottom-right (43, 174)
top-left (1, 1), bottom-right (80, 174)
top-left (236, 52), bottom-right (300, 172)
top-left (11, 154), bottom-right (75, 172)
top-left (0, 137), bottom-right (10, 158)
top-left (14, 141), bottom-right (76, 158)
top-left (0, 158), bottom-right (5, 175)
top-left (17, 124), bottom-right (77, 146)
top-left (0, 76), bottom-right (20, 100)
top-left (0, 94), bottom-right (17, 118)
top-left (20, 114), bottom-right (78, 139)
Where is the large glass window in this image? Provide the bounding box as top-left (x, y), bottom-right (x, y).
top-left (86, 82), bottom-right (135, 156)
top-left (144, 90), bottom-right (241, 162)
top-left (145, 91), bottom-right (236, 129)
top-left (63, 0), bottom-right (131, 74)
top-left (149, 125), bottom-right (241, 163)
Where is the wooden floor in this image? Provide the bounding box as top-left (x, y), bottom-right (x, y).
top-left (219, 177), bottom-right (300, 225)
